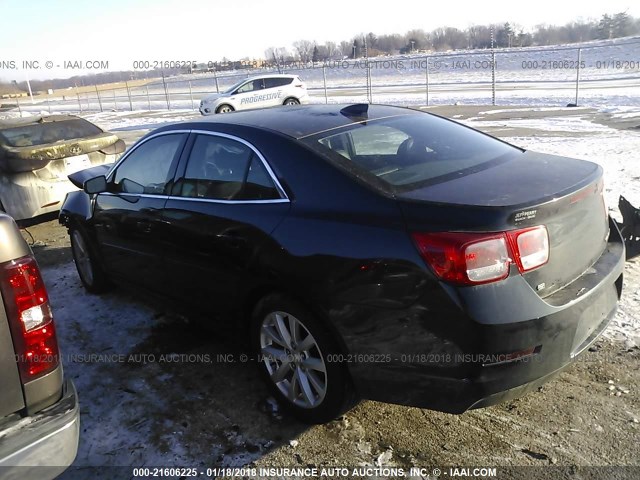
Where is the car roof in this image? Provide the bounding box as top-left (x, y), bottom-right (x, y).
top-left (247, 74), bottom-right (299, 80)
top-left (176, 104), bottom-right (421, 139)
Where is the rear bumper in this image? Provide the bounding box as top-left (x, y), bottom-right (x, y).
top-left (0, 379), bottom-right (79, 480)
top-left (0, 173), bottom-right (74, 221)
top-left (342, 217), bottom-right (625, 413)
top-left (1, 153), bottom-right (115, 221)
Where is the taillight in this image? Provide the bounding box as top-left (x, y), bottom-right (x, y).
top-left (412, 226), bottom-right (549, 286)
top-left (0, 256), bottom-right (59, 382)
top-left (506, 226), bottom-right (549, 273)
top-left (465, 237), bottom-right (510, 282)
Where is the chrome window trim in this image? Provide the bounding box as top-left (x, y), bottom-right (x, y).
top-left (100, 193), bottom-right (170, 201)
top-left (106, 129), bottom-right (192, 184)
top-left (187, 129), bottom-right (289, 202)
top-left (103, 129), bottom-right (289, 204)
top-left (166, 196), bottom-right (289, 205)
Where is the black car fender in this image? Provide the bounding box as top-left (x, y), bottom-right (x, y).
top-left (59, 190), bottom-right (93, 226)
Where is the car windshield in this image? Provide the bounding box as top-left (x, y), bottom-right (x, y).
top-left (309, 113), bottom-right (521, 193)
top-left (0, 118), bottom-right (103, 148)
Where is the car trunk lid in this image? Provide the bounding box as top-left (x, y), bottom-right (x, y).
top-left (0, 133), bottom-right (119, 172)
top-left (399, 151), bottom-right (608, 297)
top-left (0, 115), bottom-right (120, 173)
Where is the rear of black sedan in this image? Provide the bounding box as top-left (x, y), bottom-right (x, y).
top-left (60, 104), bottom-right (624, 423)
top-left (294, 107), bottom-right (624, 414)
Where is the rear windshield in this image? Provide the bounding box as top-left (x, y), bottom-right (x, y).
top-left (0, 118), bottom-right (103, 148)
top-left (308, 114), bottom-right (520, 193)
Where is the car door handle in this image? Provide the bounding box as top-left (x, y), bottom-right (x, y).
top-left (136, 220), bottom-right (152, 233)
top-left (217, 232), bottom-right (246, 249)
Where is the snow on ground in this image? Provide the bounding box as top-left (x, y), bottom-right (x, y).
top-left (46, 261), bottom-right (280, 475)
top-left (599, 106), bottom-right (640, 120)
top-left (477, 107), bottom-right (593, 115)
top-left (465, 115), bottom-right (615, 132)
top-left (43, 262), bottom-right (195, 469)
top-left (82, 110), bottom-right (198, 132)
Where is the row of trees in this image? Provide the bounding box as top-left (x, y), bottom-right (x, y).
top-left (266, 12), bottom-right (639, 63)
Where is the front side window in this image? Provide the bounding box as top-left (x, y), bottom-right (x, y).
top-left (236, 79), bottom-right (264, 93)
top-left (178, 134), bottom-right (280, 201)
top-left (112, 133), bottom-right (186, 194)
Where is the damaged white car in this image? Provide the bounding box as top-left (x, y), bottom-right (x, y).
top-left (0, 115), bottom-right (124, 224)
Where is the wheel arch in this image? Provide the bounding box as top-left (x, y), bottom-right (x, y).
top-left (216, 103), bottom-right (235, 113)
top-left (59, 190), bottom-right (93, 226)
top-left (242, 284), bottom-right (351, 357)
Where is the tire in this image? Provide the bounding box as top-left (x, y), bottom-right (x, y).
top-left (70, 227), bottom-right (110, 293)
top-left (283, 97), bottom-right (300, 106)
top-left (216, 104), bottom-right (234, 114)
top-left (251, 293), bottom-right (356, 423)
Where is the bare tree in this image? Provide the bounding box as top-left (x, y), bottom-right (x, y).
top-left (293, 40), bottom-right (315, 63)
top-left (339, 41), bottom-right (352, 58)
top-left (468, 25), bottom-right (492, 49)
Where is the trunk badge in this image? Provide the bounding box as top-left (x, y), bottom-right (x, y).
top-left (515, 209), bottom-right (537, 222)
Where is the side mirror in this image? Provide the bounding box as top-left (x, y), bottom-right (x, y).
top-left (84, 175), bottom-right (107, 194)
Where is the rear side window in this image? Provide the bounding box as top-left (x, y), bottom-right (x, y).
top-left (0, 118), bottom-right (103, 147)
top-left (178, 134), bottom-right (280, 201)
top-left (112, 133), bottom-right (186, 194)
top-left (264, 77), bottom-right (292, 88)
top-left (311, 114), bottom-right (519, 192)
top-left (236, 157), bottom-right (281, 200)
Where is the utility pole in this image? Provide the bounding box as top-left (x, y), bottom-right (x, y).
top-left (491, 26), bottom-right (496, 106)
top-left (364, 36), bottom-right (372, 104)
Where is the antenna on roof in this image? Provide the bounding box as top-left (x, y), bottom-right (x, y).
top-left (340, 104), bottom-right (369, 122)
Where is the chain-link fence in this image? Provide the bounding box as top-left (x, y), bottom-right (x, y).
top-left (3, 38), bottom-right (639, 115)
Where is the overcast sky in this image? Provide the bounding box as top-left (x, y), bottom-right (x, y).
top-left (1, 0), bottom-right (638, 81)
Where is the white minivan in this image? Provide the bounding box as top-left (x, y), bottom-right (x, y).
top-left (199, 74), bottom-right (309, 115)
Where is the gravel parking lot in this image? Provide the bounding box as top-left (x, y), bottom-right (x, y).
top-left (21, 105), bottom-right (640, 479)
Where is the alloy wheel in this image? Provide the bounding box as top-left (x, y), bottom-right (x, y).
top-left (259, 311), bottom-right (327, 409)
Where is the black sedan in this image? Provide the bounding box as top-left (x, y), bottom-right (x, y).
top-left (59, 104), bottom-right (625, 423)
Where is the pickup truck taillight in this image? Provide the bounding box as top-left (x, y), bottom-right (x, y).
top-left (0, 256), bottom-right (59, 382)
